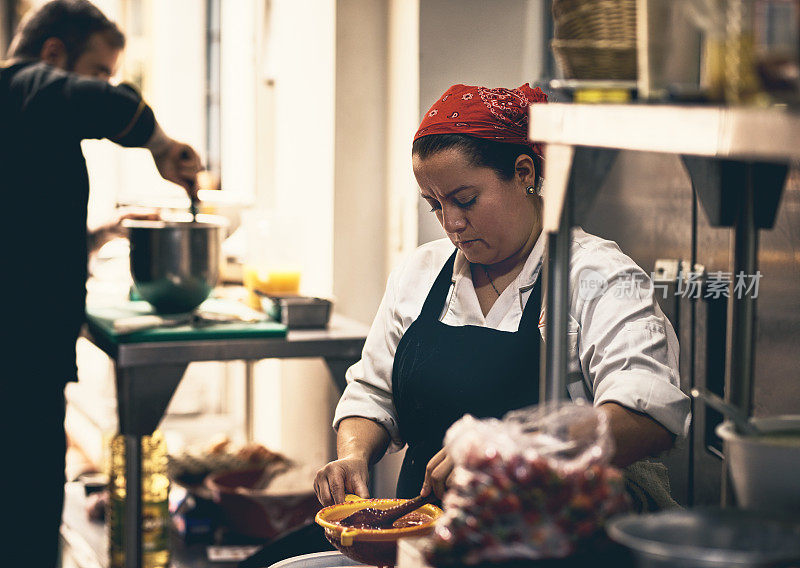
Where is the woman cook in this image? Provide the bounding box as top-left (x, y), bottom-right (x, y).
top-left (314, 84), bottom-right (690, 510)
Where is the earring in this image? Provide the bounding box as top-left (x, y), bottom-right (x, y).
top-left (527, 177), bottom-right (544, 196)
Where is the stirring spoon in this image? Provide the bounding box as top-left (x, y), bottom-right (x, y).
top-left (338, 493), bottom-right (435, 529)
top-left (180, 148), bottom-right (199, 222)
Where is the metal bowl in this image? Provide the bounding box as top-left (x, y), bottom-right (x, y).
top-left (315, 496), bottom-right (443, 567)
top-left (607, 508), bottom-right (800, 568)
top-left (268, 551), bottom-right (368, 568)
top-left (123, 215), bottom-right (225, 314)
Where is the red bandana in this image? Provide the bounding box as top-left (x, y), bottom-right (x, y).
top-left (414, 83), bottom-right (548, 159)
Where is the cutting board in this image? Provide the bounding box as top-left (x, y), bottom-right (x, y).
top-left (86, 299), bottom-right (287, 344)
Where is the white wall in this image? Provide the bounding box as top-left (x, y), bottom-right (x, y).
top-left (333, 0), bottom-right (390, 324)
top-left (385, 0), bottom-right (422, 270)
top-left (249, 0), bottom-right (339, 470)
top-left (269, 0), bottom-right (336, 297)
top-left (220, 0), bottom-right (258, 202)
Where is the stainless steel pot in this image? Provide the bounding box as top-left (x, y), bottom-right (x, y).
top-left (123, 215), bottom-right (225, 314)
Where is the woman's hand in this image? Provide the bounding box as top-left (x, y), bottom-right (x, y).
top-left (314, 457), bottom-right (370, 506)
top-left (315, 417), bottom-right (391, 506)
top-left (421, 447), bottom-right (455, 500)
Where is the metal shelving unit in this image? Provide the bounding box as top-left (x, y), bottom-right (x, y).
top-left (530, 103), bottom-right (796, 484)
top-left (530, 104), bottom-right (800, 161)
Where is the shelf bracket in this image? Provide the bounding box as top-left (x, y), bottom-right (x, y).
top-left (680, 157), bottom-right (788, 229)
top-left (544, 145), bottom-right (621, 230)
top-left (115, 363), bottom-right (187, 436)
top-left (570, 147), bottom-right (621, 226)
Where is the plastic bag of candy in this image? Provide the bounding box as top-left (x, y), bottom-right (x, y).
top-left (428, 402), bottom-right (630, 565)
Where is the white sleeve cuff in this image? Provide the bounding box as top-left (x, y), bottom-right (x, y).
top-left (593, 370), bottom-right (691, 437)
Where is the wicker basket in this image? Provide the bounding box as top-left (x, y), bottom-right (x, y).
top-left (553, 0), bottom-right (636, 42)
top-left (551, 0), bottom-right (637, 80)
top-left (551, 39), bottom-right (637, 81)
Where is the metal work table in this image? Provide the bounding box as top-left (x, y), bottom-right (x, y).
top-left (82, 313), bottom-right (368, 568)
top-left (529, 102), bottom-right (796, 491)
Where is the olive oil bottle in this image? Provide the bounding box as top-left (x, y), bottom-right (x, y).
top-left (107, 430), bottom-right (170, 568)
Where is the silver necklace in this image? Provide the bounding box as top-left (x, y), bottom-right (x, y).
top-left (482, 264), bottom-right (501, 296)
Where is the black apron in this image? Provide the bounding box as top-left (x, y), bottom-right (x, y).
top-left (392, 250), bottom-right (542, 497)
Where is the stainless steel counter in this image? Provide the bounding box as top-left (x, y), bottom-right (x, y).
top-left (82, 313), bottom-right (368, 568)
top-left (86, 314), bottom-right (368, 369)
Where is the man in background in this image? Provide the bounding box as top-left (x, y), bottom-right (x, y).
top-left (0, 1), bottom-right (201, 564)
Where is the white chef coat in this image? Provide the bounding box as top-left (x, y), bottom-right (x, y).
top-left (334, 228), bottom-right (691, 452)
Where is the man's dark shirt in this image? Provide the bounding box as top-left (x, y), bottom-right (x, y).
top-left (0, 61), bottom-right (156, 383)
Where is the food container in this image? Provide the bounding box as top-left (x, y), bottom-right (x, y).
top-left (261, 295), bottom-right (332, 329)
top-left (315, 496), bottom-right (443, 567)
top-left (716, 415), bottom-right (800, 513)
top-left (607, 508), bottom-right (800, 568)
top-left (124, 214), bottom-right (226, 314)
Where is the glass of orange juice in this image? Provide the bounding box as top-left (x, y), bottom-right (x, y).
top-left (243, 211), bottom-right (303, 309)
top-left (243, 265), bottom-right (302, 294)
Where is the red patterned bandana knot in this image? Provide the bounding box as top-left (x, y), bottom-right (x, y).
top-left (415, 83), bottom-right (548, 159)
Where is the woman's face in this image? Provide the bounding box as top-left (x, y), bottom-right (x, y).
top-left (413, 148), bottom-right (541, 266)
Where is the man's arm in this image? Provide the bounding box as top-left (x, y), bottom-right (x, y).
top-left (14, 64), bottom-right (201, 195)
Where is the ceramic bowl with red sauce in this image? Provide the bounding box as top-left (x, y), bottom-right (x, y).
top-left (315, 495), bottom-right (443, 567)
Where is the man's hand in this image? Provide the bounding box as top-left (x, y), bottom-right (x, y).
top-left (422, 447), bottom-right (455, 500)
top-left (314, 457), bottom-right (370, 506)
top-left (145, 124), bottom-right (201, 198)
top-left (152, 140), bottom-right (201, 198)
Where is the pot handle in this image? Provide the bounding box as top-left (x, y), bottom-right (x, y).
top-left (339, 494), bottom-right (366, 545)
top-left (340, 528), bottom-right (358, 546)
